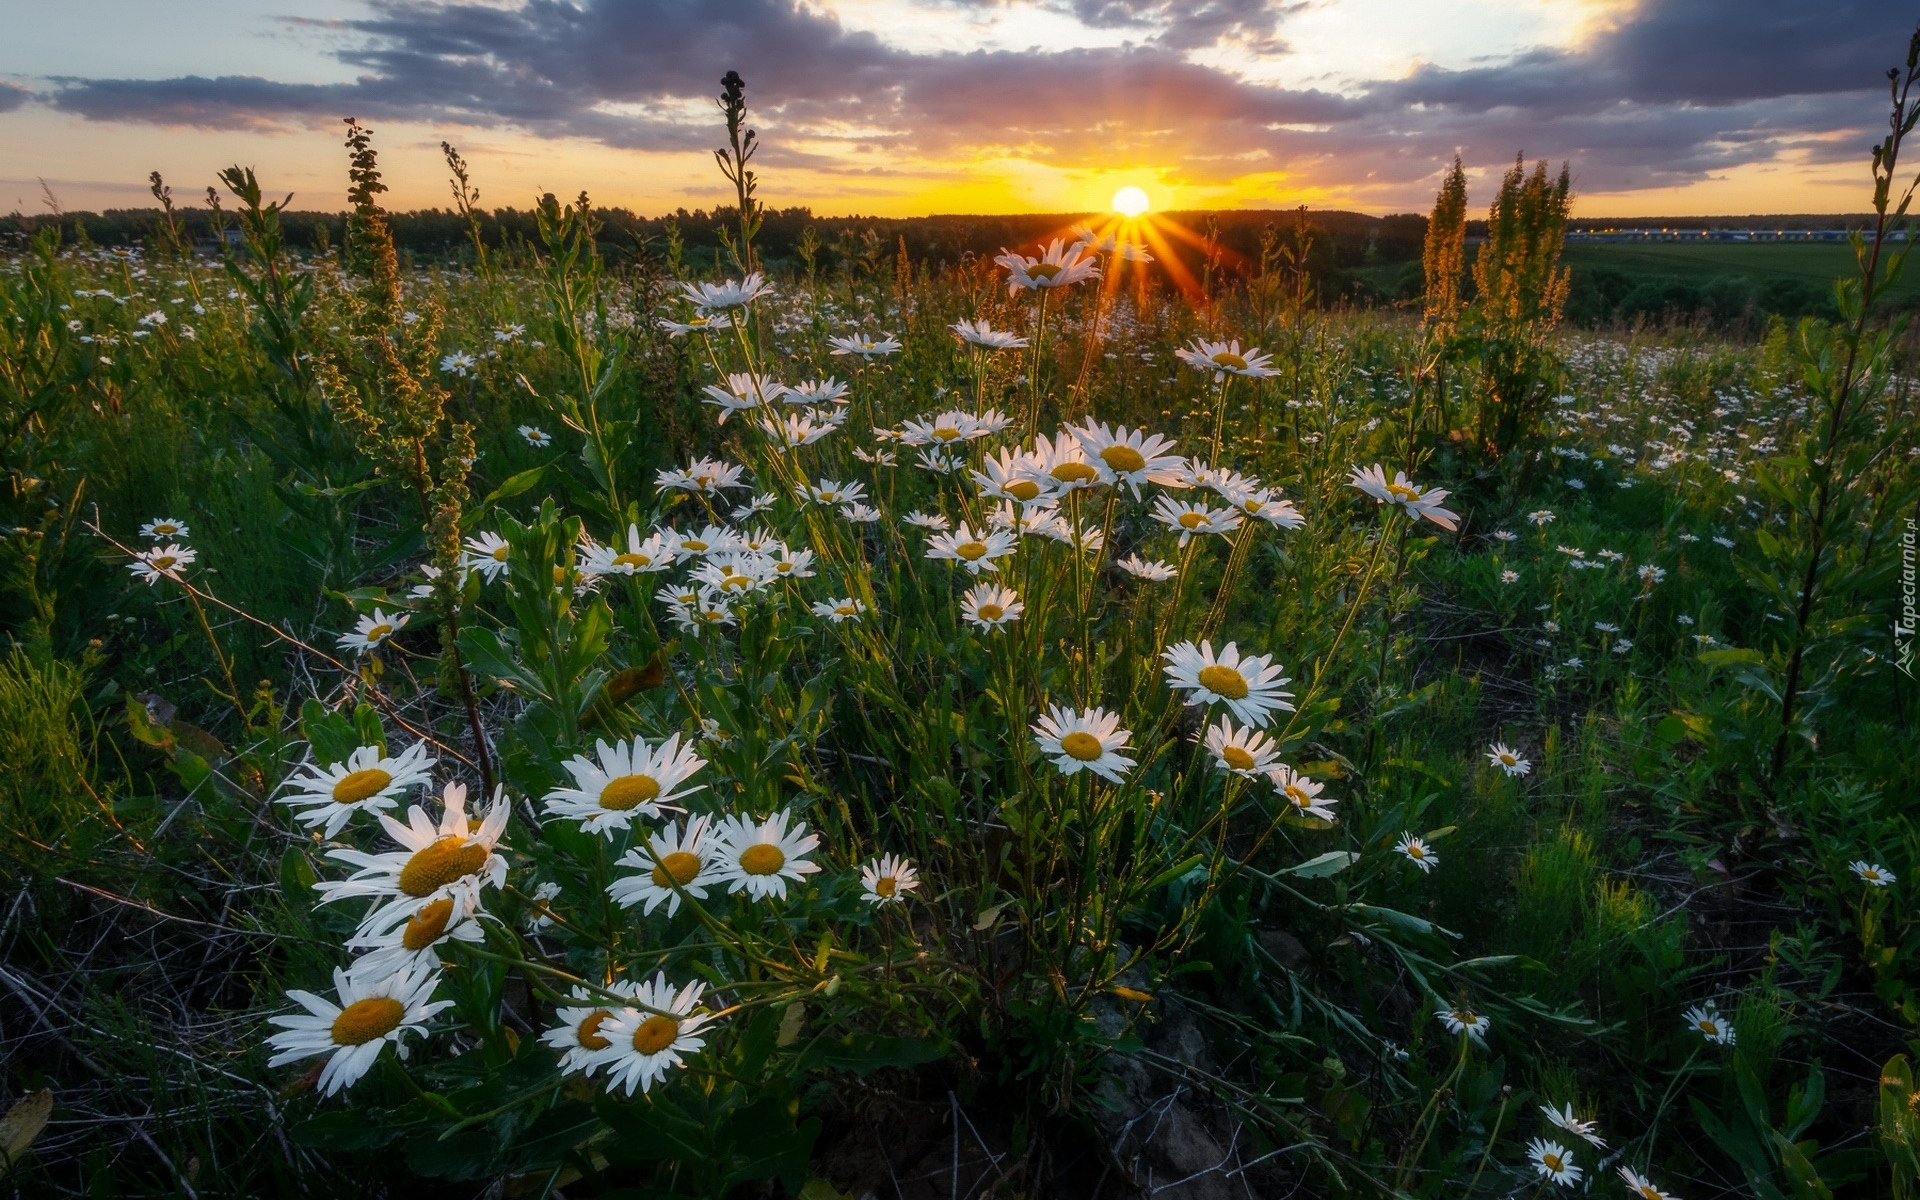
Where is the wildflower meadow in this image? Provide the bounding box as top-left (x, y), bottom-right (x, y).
top-left (2, 52), bottom-right (1918, 1200)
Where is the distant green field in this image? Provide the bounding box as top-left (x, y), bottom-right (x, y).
top-left (1563, 240), bottom-right (1920, 301)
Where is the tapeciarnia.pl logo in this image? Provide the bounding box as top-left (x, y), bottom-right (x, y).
top-left (1898, 515), bottom-right (1916, 678)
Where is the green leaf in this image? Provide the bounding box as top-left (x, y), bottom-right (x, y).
top-left (1280, 850), bottom-right (1358, 879)
top-left (0, 1090), bottom-right (52, 1178)
top-left (299, 698), bottom-right (361, 765)
top-left (480, 464), bottom-right (548, 508)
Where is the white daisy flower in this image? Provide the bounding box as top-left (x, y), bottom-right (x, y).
top-left (801, 478), bottom-right (865, 507)
top-left (811, 597), bottom-right (870, 624)
top-left (1487, 743), bottom-right (1531, 777)
top-left (926, 522), bottom-right (1018, 574)
top-left (699, 372), bottom-right (786, 424)
top-left (960, 582), bottom-right (1023, 630)
top-left (840, 502), bottom-right (882, 523)
top-left (710, 810), bottom-right (822, 901)
top-left (670, 590), bottom-right (737, 632)
top-left (656, 457), bottom-right (746, 495)
top-left (1850, 861), bottom-right (1896, 887)
top-left (278, 741), bottom-right (436, 839)
top-left (678, 272), bottom-right (772, 312)
top-left (672, 524), bottom-right (741, 559)
top-left (785, 377), bottom-right (850, 405)
top-left (903, 510), bottom-right (951, 531)
top-left (316, 783), bottom-right (510, 926)
top-left (1396, 832), bottom-right (1437, 872)
top-left (344, 892), bottom-right (483, 979)
top-left (518, 425), bottom-right (552, 447)
top-left (266, 963), bottom-right (451, 1096)
top-left (1500, 569), bottom-right (1520, 584)
top-left (583, 526), bottom-right (682, 578)
top-left (1021, 433), bottom-right (1100, 495)
top-left (140, 517), bottom-right (189, 540)
top-left (860, 853), bottom-right (919, 905)
top-left (543, 735), bottom-right (706, 837)
top-left (1437, 1006), bottom-right (1490, 1043)
top-left (1683, 1003), bottom-right (1735, 1044)
top-left (1174, 337), bottom-right (1277, 378)
top-left (1618, 1167), bottom-right (1677, 1200)
top-left (1202, 716), bottom-right (1282, 778)
top-left (1163, 640), bottom-right (1294, 727)
top-left (129, 543), bottom-right (196, 585)
top-left (1067, 421), bottom-right (1184, 498)
top-left (950, 318), bottom-right (1028, 350)
top-left (971, 447), bottom-right (1050, 506)
top-left (1528, 509), bottom-right (1557, 526)
top-left (827, 331), bottom-right (901, 358)
top-left (540, 982), bottom-right (636, 1076)
top-left (609, 817), bottom-right (717, 917)
top-left (694, 554), bottom-right (776, 597)
top-left (337, 607), bottom-right (408, 655)
top-left (994, 239), bottom-right (1100, 293)
top-left (1032, 705), bottom-right (1134, 783)
top-left (1117, 554), bottom-right (1176, 581)
top-left (461, 531), bottom-right (511, 581)
top-left (593, 975), bottom-right (716, 1095)
top-left (1540, 1102), bottom-right (1606, 1148)
top-left (769, 546), bottom-right (815, 580)
top-left (1527, 1139), bottom-right (1582, 1187)
top-left (1348, 464), bottom-right (1459, 531)
top-left (1150, 495), bottom-right (1242, 545)
top-left (1271, 764), bottom-right (1337, 821)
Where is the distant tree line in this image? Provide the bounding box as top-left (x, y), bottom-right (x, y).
top-left (0, 198), bottom-right (1879, 330)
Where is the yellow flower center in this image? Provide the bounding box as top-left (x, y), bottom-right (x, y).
top-left (1178, 512), bottom-right (1204, 529)
top-left (693, 475), bottom-right (714, 489)
top-left (154, 524), bottom-right (178, 534)
top-left (398, 836), bottom-right (489, 897)
top-left (875, 875), bottom-right (898, 898)
top-left (681, 539), bottom-right (708, 553)
top-left (1051, 461), bottom-right (1097, 484)
top-left (1386, 482), bottom-right (1421, 502)
top-left (739, 843), bottom-right (786, 875)
top-left (575, 1010), bottom-right (612, 1050)
top-left (1407, 844), bottom-right (1426, 859)
top-left (650, 851), bottom-right (703, 888)
top-left (401, 897), bottom-right (455, 951)
top-left (1543, 1153), bottom-right (1564, 1171)
top-left (612, 552), bottom-right (651, 569)
top-left (600, 774), bottom-right (662, 811)
top-left (632, 1015), bottom-right (680, 1055)
top-left (1028, 262), bottom-right (1062, 281)
top-left (955, 541), bottom-right (988, 561)
top-left (331, 996), bottom-right (406, 1046)
top-left (1285, 783), bottom-right (1312, 807)
top-left (1059, 731), bottom-right (1104, 762)
top-left (490, 544), bottom-right (509, 561)
top-left (1100, 446), bottom-right (1147, 473)
top-left (150, 555), bottom-right (178, 570)
top-left (775, 561), bottom-right (794, 573)
top-left (721, 573), bottom-right (752, 591)
top-left (1196, 664), bottom-right (1249, 699)
top-left (1221, 745), bottom-right (1256, 771)
top-left (1007, 480), bottom-right (1042, 502)
top-left (1210, 351), bottom-right (1248, 370)
top-left (835, 604), bottom-right (858, 616)
top-left (1698, 1019), bottom-right (1718, 1033)
top-left (977, 603), bottom-right (1004, 622)
top-left (1498, 752), bottom-right (1516, 765)
top-left (933, 426), bottom-right (961, 442)
top-left (332, 768), bottom-right (393, 805)
top-left (365, 623), bottom-right (394, 642)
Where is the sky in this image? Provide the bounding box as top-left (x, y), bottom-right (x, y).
top-left (0, 0), bottom-right (1914, 219)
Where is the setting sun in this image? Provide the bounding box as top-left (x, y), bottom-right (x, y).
top-left (1111, 186), bottom-right (1151, 217)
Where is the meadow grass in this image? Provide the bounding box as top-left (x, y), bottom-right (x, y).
top-left (0, 109), bottom-right (1915, 1200)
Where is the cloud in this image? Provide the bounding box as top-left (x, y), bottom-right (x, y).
top-left (33, 0), bottom-right (1920, 206)
top-left (0, 81), bottom-right (30, 114)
